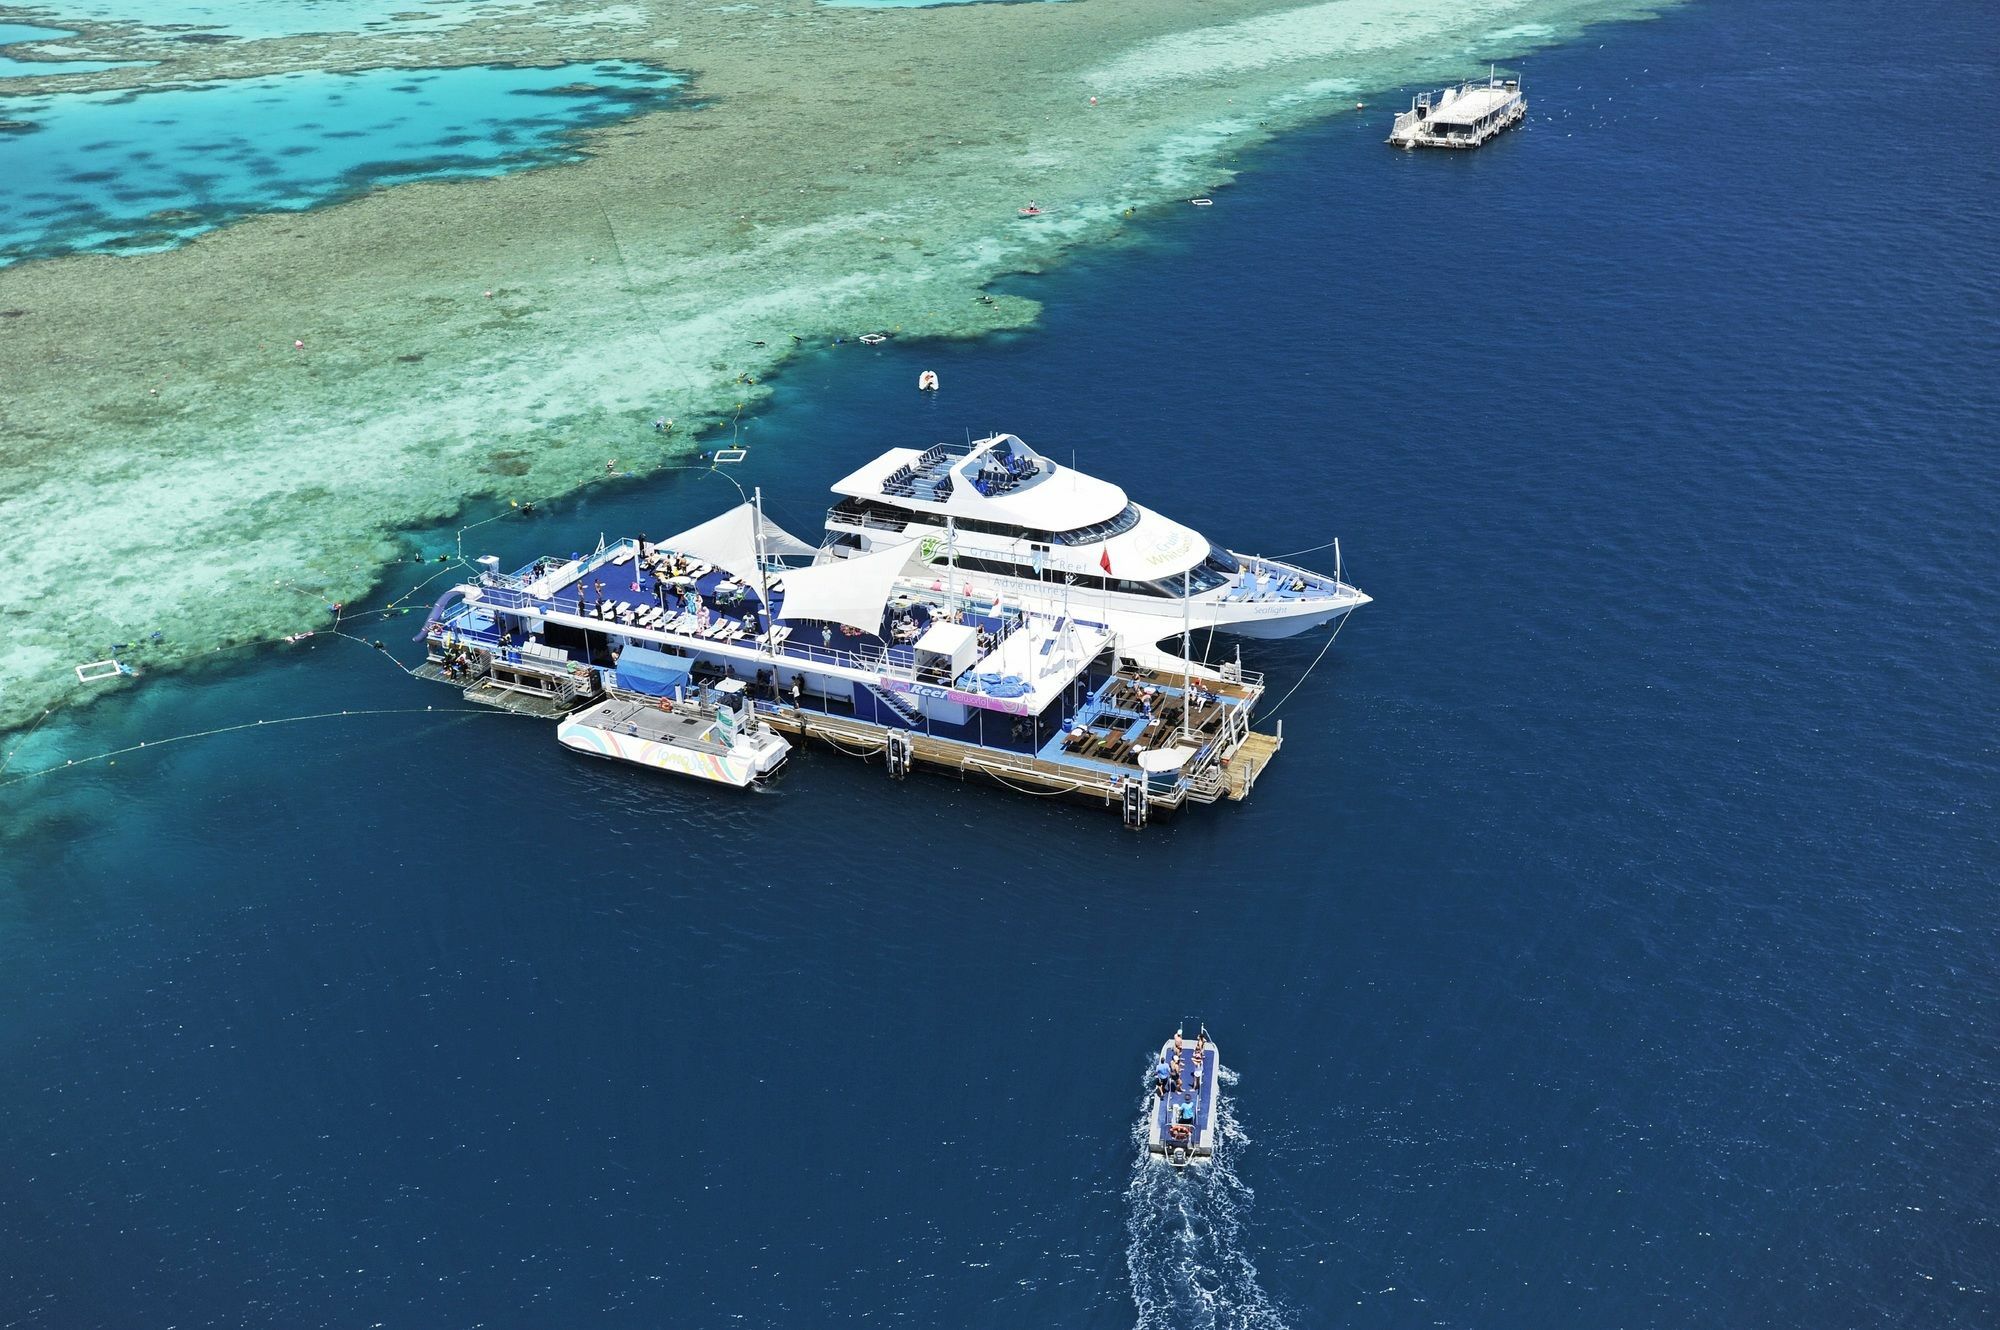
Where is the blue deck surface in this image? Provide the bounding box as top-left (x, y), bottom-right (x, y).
top-left (543, 555), bottom-right (1026, 684)
top-left (1033, 677), bottom-right (1252, 778)
top-left (1153, 1045), bottom-right (1219, 1150)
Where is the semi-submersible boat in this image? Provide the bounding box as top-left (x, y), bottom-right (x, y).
top-left (417, 433), bottom-right (1368, 823)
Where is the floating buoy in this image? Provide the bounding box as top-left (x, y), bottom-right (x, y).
top-left (1355, 101), bottom-right (1366, 110)
top-left (1089, 96), bottom-right (1097, 105)
top-left (918, 370), bottom-right (939, 392)
top-left (484, 290), bottom-right (493, 298)
top-left (293, 339), bottom-right (304, 349)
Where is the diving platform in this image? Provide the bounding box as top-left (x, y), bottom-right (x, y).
top-left (415, 513), bottom-right (1292, 826)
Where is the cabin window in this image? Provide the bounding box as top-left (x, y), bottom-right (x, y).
top-left (1052, 502), bottom-right (1143, 546)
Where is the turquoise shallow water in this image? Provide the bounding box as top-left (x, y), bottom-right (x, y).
top-left (0, 1), bottom-right (513, 41)
top-left (819, 1), bottom-right (1070, 9)
top-left (1, 1), bottom-right (1996, 1326)
top-left (0, 58), bottom-right (684, 263)
top-left (0, 22), bottom-right (151, 76)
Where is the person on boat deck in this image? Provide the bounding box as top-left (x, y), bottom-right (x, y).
top-left (1154, 1058), bottom-right (1171, 1099)
top-left (1169, 1060), bottom-right (1183, 1096)
top-left (1194, 1029), bottom-right (1207, 1071)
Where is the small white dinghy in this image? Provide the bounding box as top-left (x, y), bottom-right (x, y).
top-left (918, 370), bottom-right (939, 391)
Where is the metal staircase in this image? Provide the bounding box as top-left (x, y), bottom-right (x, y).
top-left (860, 680), bottom-right (924, 728)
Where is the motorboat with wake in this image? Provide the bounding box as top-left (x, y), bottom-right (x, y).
top-left (1147, 1028), bottom-right (1219, 1167)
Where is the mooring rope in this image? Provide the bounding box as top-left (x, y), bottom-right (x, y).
top-left (0, 705), bottom-right (57, 779)
top-left (0, 705), bottom-right (536, 789)
top-left (984, 767), bottom-right (1093, 798)
top-left (816, 728), bottom-right (886, 760)
top-left (1267, 536), bottom-right (1343, 561)
top-left (1258, 613), bottom-right (1351, 722)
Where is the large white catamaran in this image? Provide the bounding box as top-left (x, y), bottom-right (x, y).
top-left (821, 432), bottom-right (1369, 653)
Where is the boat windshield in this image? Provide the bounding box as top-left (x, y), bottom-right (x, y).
top-left (1053, 502), bottom-right (1141, 546)
top-left (1157, 546), bottom-right (1239, 595)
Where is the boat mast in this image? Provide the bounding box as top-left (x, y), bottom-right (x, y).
top-left (1181, 566), bottom-right (1193, 743)
top-left (947, 514), bottom-right (958, 613)
top-left (753, 486), bottom-right (773, 659)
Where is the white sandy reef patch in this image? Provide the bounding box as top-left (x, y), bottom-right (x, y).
top-left (0, 0), bottom-right (1670, 729)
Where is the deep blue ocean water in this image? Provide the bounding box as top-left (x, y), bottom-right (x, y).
top-left (3, 1), bottom-right (1996, 1326)
top-left (0, 60), bottom-right (684, 264)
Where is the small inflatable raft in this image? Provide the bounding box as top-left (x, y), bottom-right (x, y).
top-left (918, 370), bottom-right (939, 391)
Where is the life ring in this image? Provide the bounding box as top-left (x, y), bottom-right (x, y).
top-left (658, 696), bottom-right (672, 712)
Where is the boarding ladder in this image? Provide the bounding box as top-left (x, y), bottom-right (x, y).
top-left (860, 680), bottom-right (924, 729)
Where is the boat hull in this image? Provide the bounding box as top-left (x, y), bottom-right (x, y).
top-left (1146, 1037), bottom-right (1220, 1167)
top-left (1207, 602), bottom-right (1357, 640)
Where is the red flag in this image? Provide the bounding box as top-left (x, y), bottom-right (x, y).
top-left (1099, 546), bottom-right (1113, 575)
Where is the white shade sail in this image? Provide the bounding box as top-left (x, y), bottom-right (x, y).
top-left (775, 541), bottom-right (919, 636)
top-left (658, 502), bottom-right (818, 587)
top-left (758, 511), bottom-right (821, 560)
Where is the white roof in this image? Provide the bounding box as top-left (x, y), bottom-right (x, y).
top-left (830, 434), bottom-right (1128, 534)
top-left (1432, 85), bottom-right (1516, 124)
top-left (914, 622), bottom-right (977, 656)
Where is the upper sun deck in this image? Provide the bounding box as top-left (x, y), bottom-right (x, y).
top-left (1429, 83), bottom-right (1517, 126)
top-left (830, 434), bottom-right (1128, 534)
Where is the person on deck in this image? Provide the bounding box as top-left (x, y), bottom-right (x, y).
top-left (1154, 1058), bottom-right (1170, 1100)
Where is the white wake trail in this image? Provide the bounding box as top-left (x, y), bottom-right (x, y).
top-left (1125, 1066), bottom-right (1289, 1330)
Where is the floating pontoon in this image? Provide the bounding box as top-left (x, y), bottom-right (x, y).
top-left (1388, 68), bottom-right (1525, 149)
